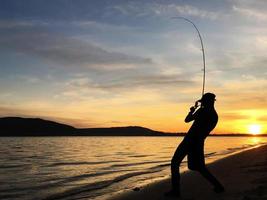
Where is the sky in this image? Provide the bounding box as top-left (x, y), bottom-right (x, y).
top-left (0, 0), bottom-right (266, 134)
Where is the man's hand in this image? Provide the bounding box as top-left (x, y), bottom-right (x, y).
top-left (190, 106), bottom-right (196, 112)
top-left (185, 106), bottom-right (196, 122)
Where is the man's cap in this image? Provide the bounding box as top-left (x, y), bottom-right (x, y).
top-left (199, 92), bottom-right (216, 102)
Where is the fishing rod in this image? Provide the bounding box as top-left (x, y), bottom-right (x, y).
top-left (172, 17), bottom-right (206, 100)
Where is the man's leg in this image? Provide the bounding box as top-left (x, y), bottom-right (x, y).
top-left (166, 141), bottom-right (188, 196)
top-left (198, 167), bottom-right (225, 193)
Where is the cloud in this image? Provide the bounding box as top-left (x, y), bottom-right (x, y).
top-left (231, 0), bottom-right (267, 21)
top-left (220, 112), bottom-right (249, 120)
top-left (70, 20), bottom-right (139, 32)
top-left (0, 20), bottom-right (36, 28)
top-left (60, 73), bottom-right (195, 98)
top-left (258, 116), bottom-right (267, 122)
top-left (0, 105), bottom-right (101, 128)
top-left (174, 5), bottom-right (220, 20)
top-left (109, 2), bottom-right (223, 21)
top-left (232, 5), bottom-right (267, 21)
top-left (0, 30), bottom-right (153, 70)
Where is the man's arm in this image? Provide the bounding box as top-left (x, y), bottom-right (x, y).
top-left (184, 106), bottom-right (200, 123)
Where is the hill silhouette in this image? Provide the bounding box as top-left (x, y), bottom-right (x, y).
top-left (0, 117), bottom-right (264, 137)
top-left (0, 117), bottom-right (76, 136)
top-left (0, 117), bottom-right (178, 136)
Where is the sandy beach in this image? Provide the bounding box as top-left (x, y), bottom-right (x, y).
top-left (108, 144), bottom-right (267, 200)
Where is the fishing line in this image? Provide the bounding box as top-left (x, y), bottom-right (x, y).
top-left (172, 17), bottom-right (206, 96)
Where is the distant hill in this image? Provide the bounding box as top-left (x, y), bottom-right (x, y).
top-left (0, 117), bottom-right (180, 136)
top-left (0, 117), bottom-right (76, 136)
top-left (78, 126), bottom-right (172, 136)
top-left (0, 117), bottom-right (265, 137)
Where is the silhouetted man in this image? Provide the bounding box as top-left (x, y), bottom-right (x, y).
top-left (165, 92), bottom-right (224, 197)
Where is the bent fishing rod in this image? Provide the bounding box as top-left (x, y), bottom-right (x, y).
top-left (172, 17), bottom-right (206, 102)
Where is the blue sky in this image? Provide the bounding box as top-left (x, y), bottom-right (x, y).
top-left (0, 0), bottom-right (266, 133)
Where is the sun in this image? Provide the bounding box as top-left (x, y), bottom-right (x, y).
top-left (248, 124), bottom-right (262, 135)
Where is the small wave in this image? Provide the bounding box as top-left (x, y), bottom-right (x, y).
top-left (115, 151), bottom-right (134, 155)
top-left (205, 152), bottom-right (216, 157)
top-left (226, 144), bottom-right (257, 152)
top-left (46, 160), bottom-right (122, 167)
top-left (103, 160), bottom-right (169, 169)
top-left (41, 168), bottom-right (164, 200)
top-left (0, 193), bottom-right (27, 200)
top-left (1, 169), bottom-right (132, 193)
top-left (0, 164), bottom-right (30, 169)
top-left (149, 163), bottom-right (170, 169)
top-left (210, 143), bottom-right (264, 158)
top-left (127, 154), bottom-right (153, 158)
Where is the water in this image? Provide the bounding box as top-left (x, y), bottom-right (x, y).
top-left (0, 136), bottom-right (266, 200)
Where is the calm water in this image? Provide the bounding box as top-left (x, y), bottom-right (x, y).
top-left (0, 136), bottom-right (267, 200)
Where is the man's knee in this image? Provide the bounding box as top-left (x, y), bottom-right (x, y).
top-left (171, 158), bottom-right (180, 170)
top-left (171, 158), bottom-right (176, 168)
top-left (188, 162), bottom-right (206, 171)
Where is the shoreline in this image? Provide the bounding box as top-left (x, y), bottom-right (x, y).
top-left (107, 144), bottom-right (267, 200)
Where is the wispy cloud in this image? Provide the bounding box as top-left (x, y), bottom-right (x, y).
top-left (0, 20), bottom-right (42, 28)
top-left (109, 2), bottom-right (224, 20)
top-left (231, 0), bottom-right (267, 21)
top-left (0, 30), bottom-right (152, 70)
top-left (174, 5), bottom-right (220, 20)
top-left (59, 73), bottom-right (196, 100)
top-left (233, 5), bottom-right (267, 21)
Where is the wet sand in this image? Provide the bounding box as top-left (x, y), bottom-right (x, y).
top-left (108, 144), bottom-right (267, 200)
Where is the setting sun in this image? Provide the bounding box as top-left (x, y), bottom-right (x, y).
top-left (248, 124), bottom-right (262, 135)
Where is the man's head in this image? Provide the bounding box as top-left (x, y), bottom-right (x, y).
top-left (198, 92), bottom-right (216, 107)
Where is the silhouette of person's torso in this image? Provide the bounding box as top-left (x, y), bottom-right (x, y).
top-left (186, 107), bottom-right (218, 140)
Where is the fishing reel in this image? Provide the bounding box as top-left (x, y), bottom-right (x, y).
top-left (194, 100), bottom-right (201, 109)
top-left (190, 100), bottom-right (201, 112)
